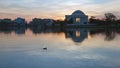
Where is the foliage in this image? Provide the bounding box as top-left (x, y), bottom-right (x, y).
top-left (105, 13), bottom-right (116, 21)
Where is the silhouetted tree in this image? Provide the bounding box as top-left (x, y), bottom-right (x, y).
top-left (0, 18), bottom-right (13, 27)
top-left (89, 16), bottom-right (105, 25)
top-left (65, 18), bottom-right (73, 24)
top-left (89, 16), bottom-right (96, 23)
top-left (52, 20), bottom-right (65, 27)
top-left (105, 13), bottom-right (116, 21)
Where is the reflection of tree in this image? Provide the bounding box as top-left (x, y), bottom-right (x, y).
top-left (89, 28), bottom-right (117, 41)
top-left (30, 26), bottom-right (44, 34)
top-left (0, 27), bottom-right (26, 35)
top-left (105, 28), bottom-right (115, 41)
top-left (30, 26), bottom-right (63, 34)
top-left (0, 27), bottom-right (12, 34)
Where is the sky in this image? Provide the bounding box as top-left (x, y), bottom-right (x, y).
top-left (0, 0), bottom-right (120, 21)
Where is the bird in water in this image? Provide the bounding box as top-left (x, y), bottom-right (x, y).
top-left (43, 47), bottom-right (47, 50)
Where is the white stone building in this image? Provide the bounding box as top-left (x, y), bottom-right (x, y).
top-left (65, 10), bottom-right (88, 25)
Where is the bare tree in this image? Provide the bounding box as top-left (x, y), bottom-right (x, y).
top-left (105, 13), bottom-right (116, 21)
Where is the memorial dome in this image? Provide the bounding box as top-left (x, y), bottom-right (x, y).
top-left (72, 10), bottom-right (85, 15)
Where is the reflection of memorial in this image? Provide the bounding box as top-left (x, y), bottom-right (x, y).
top-left (65, 28), bottom-right (88, 42)
top-left (15, 28), bottom-right (25, 34)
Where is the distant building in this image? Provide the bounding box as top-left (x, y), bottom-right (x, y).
top-left (30, 18), bottom-right (46, 26)
top-left (65, 10), bottom-right (88, 25)
top-left (14, 17), bottom-right (26, 24)
top-left (30, 18), bottom-right (53, 26)
top-left (31, 18), bottom-right (42, 23)
top-left (30, 18), bottom-right (44, 29)
top-left (43, 19), bottom-right (53, 26)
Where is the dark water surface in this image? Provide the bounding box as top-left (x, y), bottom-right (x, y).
top-left (0, 28), bottom-right (120, 68)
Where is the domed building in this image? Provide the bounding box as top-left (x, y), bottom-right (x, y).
top-left (65, 10), bottom-right (88, 25)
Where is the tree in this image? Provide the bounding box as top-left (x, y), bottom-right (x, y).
top-left (105, 13), bottom-right (116, 21)
top-left (89, 16), bottom-right (96, 22)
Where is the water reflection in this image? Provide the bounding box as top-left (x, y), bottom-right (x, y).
top-left (0, 27), bottom-right (120, 42)
top-left (0, 27), bottom-right (26, 35)
top-left (105, 28), bottom-right (116, 41)
top-left (65, 28), bottom-right (88, 42)
top-left (90, 28), bottom-right (120, 41)
top-left (14, 28), bottom-right (26, 35)
top-left (0, 27), bottom-right (120, 68)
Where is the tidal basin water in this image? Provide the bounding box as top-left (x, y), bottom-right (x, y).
top-left (0, 28), bottom-right (120, 68)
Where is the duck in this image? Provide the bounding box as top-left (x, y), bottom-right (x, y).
top-left (43, 47), bottom-right (47, 50)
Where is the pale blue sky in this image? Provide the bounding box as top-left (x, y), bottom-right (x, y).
top-left (0, 0), bottom-right (120, 21)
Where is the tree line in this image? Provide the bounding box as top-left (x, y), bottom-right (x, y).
top-left (89, 13), bottom-right (120, 27)
top-left (0, 13), bottom-right (120, 28)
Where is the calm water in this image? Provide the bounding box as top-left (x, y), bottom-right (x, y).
top-left (0, 28), bottom-right (120, 68)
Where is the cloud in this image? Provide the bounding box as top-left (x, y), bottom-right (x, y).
top-left (0, 0), bottom-right (120, 20)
